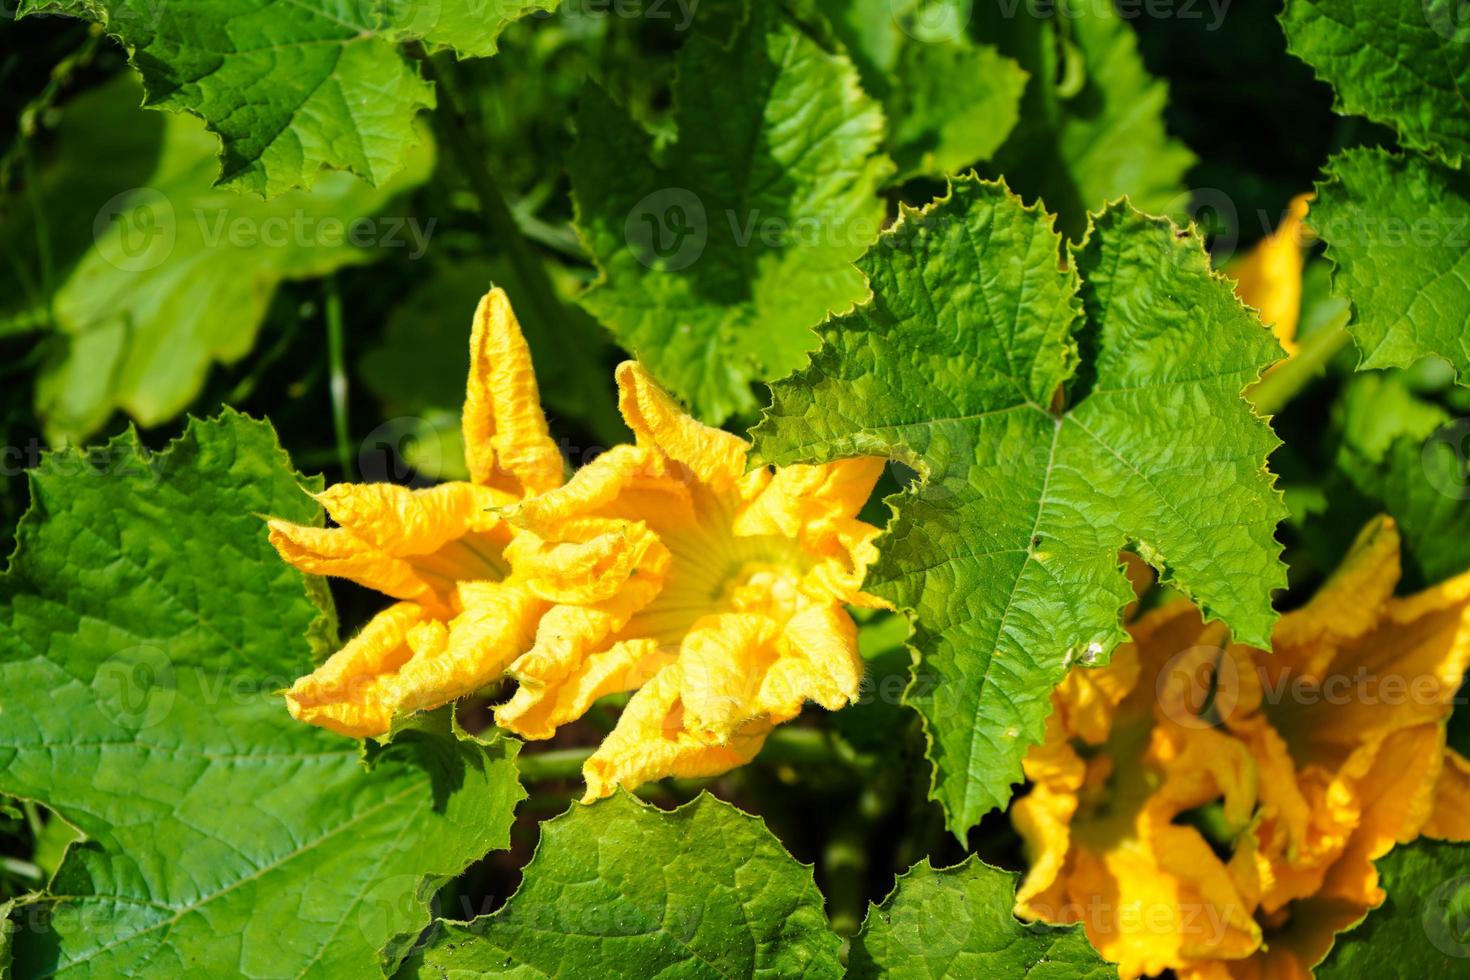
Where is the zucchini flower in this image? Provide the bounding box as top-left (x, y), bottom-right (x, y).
top-left (1013, 517), bottom-right (1470, 979)
top-left (493, 362), bottom-right (885, 799)
top-left (268, 288), bottom-right (577, 736)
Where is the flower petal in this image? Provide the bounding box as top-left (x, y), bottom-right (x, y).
top-left (463, 288), bottom-right (565, 497)
top-left (285, 603), bottom-right (427, 736)
top-left (1231, 192), bottom-right (1312, 356)
top-left (581, 663), bottom-right (772, 801)
top-left (615, 361), bottom-right (747, 489)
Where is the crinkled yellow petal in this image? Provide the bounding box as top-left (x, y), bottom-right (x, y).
top-left (615, 361), bottom-right (747, 489)
top-left (1271, 515), bottom-right (1399, 663)
top-left (504, 517), bottom-right (668, 606)
top-left (678, 613), bottom-right (779, 741)
top-left (1014, 713), bottom-right (1087, 918)
top-left (1231, 192), bottom-right (1312, 356)
top-left (285, 603), bottom-right (427, 737)
top-left (386, 584), bottom-right (543, 716)
top-left (734, 457), bottom-right (884, 539)
top-left (268, 518), bottom-right (432, 605)
top-left (494, 539), bottom-right (668, 740)
top-left (1054, 644), bottom-right (1141, 745)
top-left (1320, 725), bottom-right (1442, 909)
top-left (463, 288), bottom-right (565, 498)
top-left (581, 663), bottom-right (773, 801)
top-left (1426, 748), bottom-right (1470, 840)
top-left (500, 639), bottom-right (672, 740)
top-left (760, 603), bottom-right (863, 718)
top-left (314, 481), bottom-right (502, 552)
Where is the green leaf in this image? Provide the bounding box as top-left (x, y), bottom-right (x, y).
top-left (976, 1), bottom-right (1195, 239)
top-left (1312, 146), bottom-right (1470, 386)
top-left (753, 177), bottom-right (1285, 833)
top-left (20, 0), bottom-right (553, 196)
top-left (806, 0), bottom-right (1027, 181)
top-left (401, 792), bottom-right (843, 978)
top-left (570, 0), bottom-right (893, 423)
top-left (1281, 0), bottom-right (1470, 168)
top-left (848, 857), bottom-right (1117, 979)
top-left (14, 75), bottom-right (431, 445)
top-left (0, 412), bottom-right (524, 976)
top-left (1317, 839), bottom-right (1470, 977)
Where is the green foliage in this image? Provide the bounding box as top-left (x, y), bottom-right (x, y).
top-left (570, 0), bottom-right (892, 423)
top-left (848, 857), bottom-right (1118, 979)
top-left (20, 0), bottom-right (555, 195)
top-left (975, 0), bottom-right (1195, 238)
top-left (1312, 147), bottom-right (1470, 385)
top-left (0, 412), bottom-right (524, 976)
top-left (754, 176), bottom-right (1285, 833)
top-left (3, 75), bottom-right (432, 445)
top-left (402, 792), bottom-right (843, 978)
top-left (1317, 839), bottom-right (1470, 977)
top-left (1282, 0), bottom-right (1470, 168)
top-left (805, 0), bottom-right (1027, 181)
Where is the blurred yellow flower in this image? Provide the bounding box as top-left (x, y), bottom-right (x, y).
top-left (1013, 517), bottom-right (1470, 979)
top-left (268, 288), bottom-right (577, 736)
top-left (495, 362), bottom-right (886, 799)
top-left (1231, 192), bottom-right (1313, 357)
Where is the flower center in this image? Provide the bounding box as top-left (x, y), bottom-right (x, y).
top-left (624, 527), bottom-right (812, 646)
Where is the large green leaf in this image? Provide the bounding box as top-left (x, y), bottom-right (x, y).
top-left (753, 177), bottom-right (1285, 833)
top-left (975, 0), bottom-right (1195, 238)
top-left (570, 0), bottom-right (893, 424)
top-left (805, 0), bottom-right (1027, 181)
top-left (20, 0), bottom-right (552, 196)
top-left (0, 412), bottom-right (524, 976)
top-left (1312, 146), bottom-right (1470, 386)
top-left (401, 792), bottom-right (842, 978)
top-left (10, 75), bottom-right (431, 445)
top-left (1282, 0), bottom-right (1470, 168)
top-left (1317, 839), bottom-right (1470, 977)
top-left (848, 857), bottom-right (1117, 979)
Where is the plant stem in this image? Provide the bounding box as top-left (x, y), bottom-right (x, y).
top-left (515, 725), bottom-right (862, 783)
top-left (516, 747), bottom-right (593, 782)
top-left (1247, 313), bottom-right (1352, 417)
top-left (412, 48), bottom-right (624, 447)
top-left (324, 278), bottom-right (352, 478)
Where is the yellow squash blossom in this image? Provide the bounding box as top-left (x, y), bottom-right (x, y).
top-left (270, 288), bottom-right (884, 800)
top-left (268, 288), bottom-right (584, 736)
top-left (493, 362), bottom-right (885, 799)
top-left (1230, 192), bottom-right (1313, 357)
top-left (1013, 517), bottom-right (1470, 979)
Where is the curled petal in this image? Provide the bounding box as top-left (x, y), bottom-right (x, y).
top-left (615, 361), bottom-right (747, 489)
top-left (386, 584), bottom-right (544, 716)
top-left (759, 604), bottom-right (862, 720)
top-left (1272, 516), bottom-right (1399, 666)
top-left (679, 614), bottom-right (780, 741)
top-left (498, 639), bottom-right (672, 740)
top-left (268, 519), bottom-right (431, 605)
top-left (505, 517), bottom-right (669, 606)
top-left (285, 603), bottom-right (427, 737)
top-left (463, 288), bottom-right (565, 497)
top-left (315, 481), bottom-right (502, 553)
top-left (581, 664), bottom-right (772, 801)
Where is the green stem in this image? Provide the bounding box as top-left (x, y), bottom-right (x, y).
top-left (516, 747), bottom-right (593, 782)
top-left (412, 48), bottom-right (624, 447)
top-left (1247, 314), bottom-right (1352, 417)
top-left (324, 278), bottom-right (352, 478)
